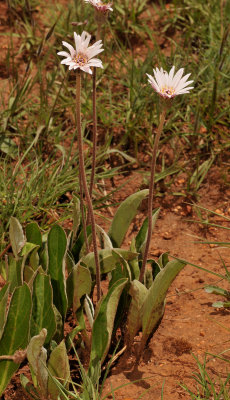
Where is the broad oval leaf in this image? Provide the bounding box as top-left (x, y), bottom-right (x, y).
top-left (0, 284), bottom-right (32, 395)
top-left (0, 284), bottom-right (10, 341)
top-left (47, 340), bottom-right (70, 400)
top-left (135, 208), bottom-right (160, 257)
top-left (108, 189), bottom-right (149, 247)
top-left (89, 278), bottom-right (128, 381)
top-left (30, 271), bottom-right (56, 344)
top-left (129, 238), bottom-right (140, 280)
top-left (126, 280), bottom-right (148, 348)
top-left (9, 217), bottom-right (25, 259)
top-left (7, 255), bottom-right (22, 293)
top-left (66, 264), bottom-right (92, 312)
top-left (25, 223), bottom-right (42, 248)
top-left (48, 225), bottom-right (67, 319)
top-left (139, 259), bottom-right (186, 356)
top-left (27, 329), bottom-right (48, 398)
top-left (79, 249), bottom-right (138, 275)
top-left (96, 225), bottom-right (113, 249)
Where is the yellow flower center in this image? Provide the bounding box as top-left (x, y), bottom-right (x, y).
top-left (161, 86), bottom-right (175, 97)
top-left (73, 52), bottom-right (88, 66)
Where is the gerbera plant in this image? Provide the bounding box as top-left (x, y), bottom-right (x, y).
top-left (58, 31), bottom-right (104, 301)
top-left (84, 0), bottom-right (113, 201)
top-left (0, 29), bottom-right (194, 400)
top-left (139, 66), bottom-right (194, 282)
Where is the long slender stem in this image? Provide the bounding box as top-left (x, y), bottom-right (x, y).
top-left (139, 107), bottom-right (167, 283)
top-left (79, 171), bottom-right (90, 254)
top-left (89, 66), bottom-right (97, 198)
top-left (89, 23), bottom-right (101, 198)
top-left (76, 70), bottom-right (101, 301)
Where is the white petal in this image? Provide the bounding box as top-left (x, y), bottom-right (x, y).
top-left (87, 40), bottom-right (103, 52)
top-left (81, 65), bottom-right (92, 74)
top-left (81, 31), bottom-right (91, 49)
top-left (86, 46), bottom-right (104, 59)
top-left (57, 51), bottom-right (71, 58)
top-left (74, 32), bottom-right (82, 52)
top-left (88, 59), bottom-right (103, 68)
top-left (174, 73), bottom-right (191, 89)
top-left (172, 68), bottom-right (184, 88)
top-left (168, 65), bottom-right (175, 81)
top-left (62, 41), bottom-right (75, 57)
top-left (153, 68), bottom-right (163, 88)
top-left (176, 79), bottom-right (194, 92)
top-left (176, 86), bottom-right (194, 94)
top-left (69, 61), bottom-right (77, 67)
top-left (60, 58), bottom-right (72, 65)
top-left (147, 73), bottom-right (160, 92)
top-left (164, 70), bottom-right (170, 87)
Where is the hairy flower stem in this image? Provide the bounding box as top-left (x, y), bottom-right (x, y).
top-left (89, 24), bottom-right (102, 199)
top-left (89, 67), bottom-right (97, 198)
top-left (79, 172), bottom-right (90, 254)
top-left (139, 107), bottom-right (167, 283)
top-left (76, 70), bottom-right (101, 301)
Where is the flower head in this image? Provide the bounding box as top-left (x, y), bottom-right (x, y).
top-left (147, 66), bottom-right (194, 99)
top-left (84, 0), bottom-right (113, 13)
top-left (57, 31), bottom-right (104, 74)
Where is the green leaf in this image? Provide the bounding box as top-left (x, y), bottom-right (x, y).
top-left (135, 208), bottom-right (160, 257)
top-left (20, 374), bottom-right (40, 400)
top-left (25, 223), bottom-right (42, 248)
top-left (96, 225), bottom-right (113, 249)
top-left (108, 189), bottom-right (149, 247)
top-left (0, 284), bottom-right (10, 341)
top-left (0, 137), bottom-right (17, 158)
top-left (138, 259), bottom-right (186, 356)
top-left (71, 196), bottom-right (81, 249)
top-left (0, 284), bottom-right (32, 396)
top-left (9, 217), bottom-right (25, 259)
top-left (66, 264), bottom-right (92, 312)
top-left (47, 340), bottom-right (70, 400)
top-left (157, 253), bottom-right (169, 269)
top-left (27, 329), bottom-right (48, 398)
top-left (23, 265), bottom-right (35, 285)
top-left (0, 259), bottom-right (7, 281)
top-left (109, 251), bottom-right (132, 287)
top-left (80, 248), bottom-right (138, 275)
top-left (48, 225), bottom-right (67, 319)
top-left (126, 280), bottom-right (148, 348)
top-left (212, 301), bottom-right (230, 308)
top-left (129, 238), bottom-right (140, 280)
top-left (205, 285), bottom-right (230, 298)
top-left (65, 325), bottom-right (82, 352)
top-left (89, 278), bottom-right (127, 381)
top-left (71, 226), bottom-right (92, 263)
top-left (52, 306), bottom-right (63, 344)
top-left (66, 251), bottom-right (75, 274)
top-left (7, 255), bottom-right (22, 293)
top-left (29, 248), bottom-right (40, 271)
top-left (30, 272), bottom-right (56, 344)
top-left (21, 242), bottom-right (39, 258)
